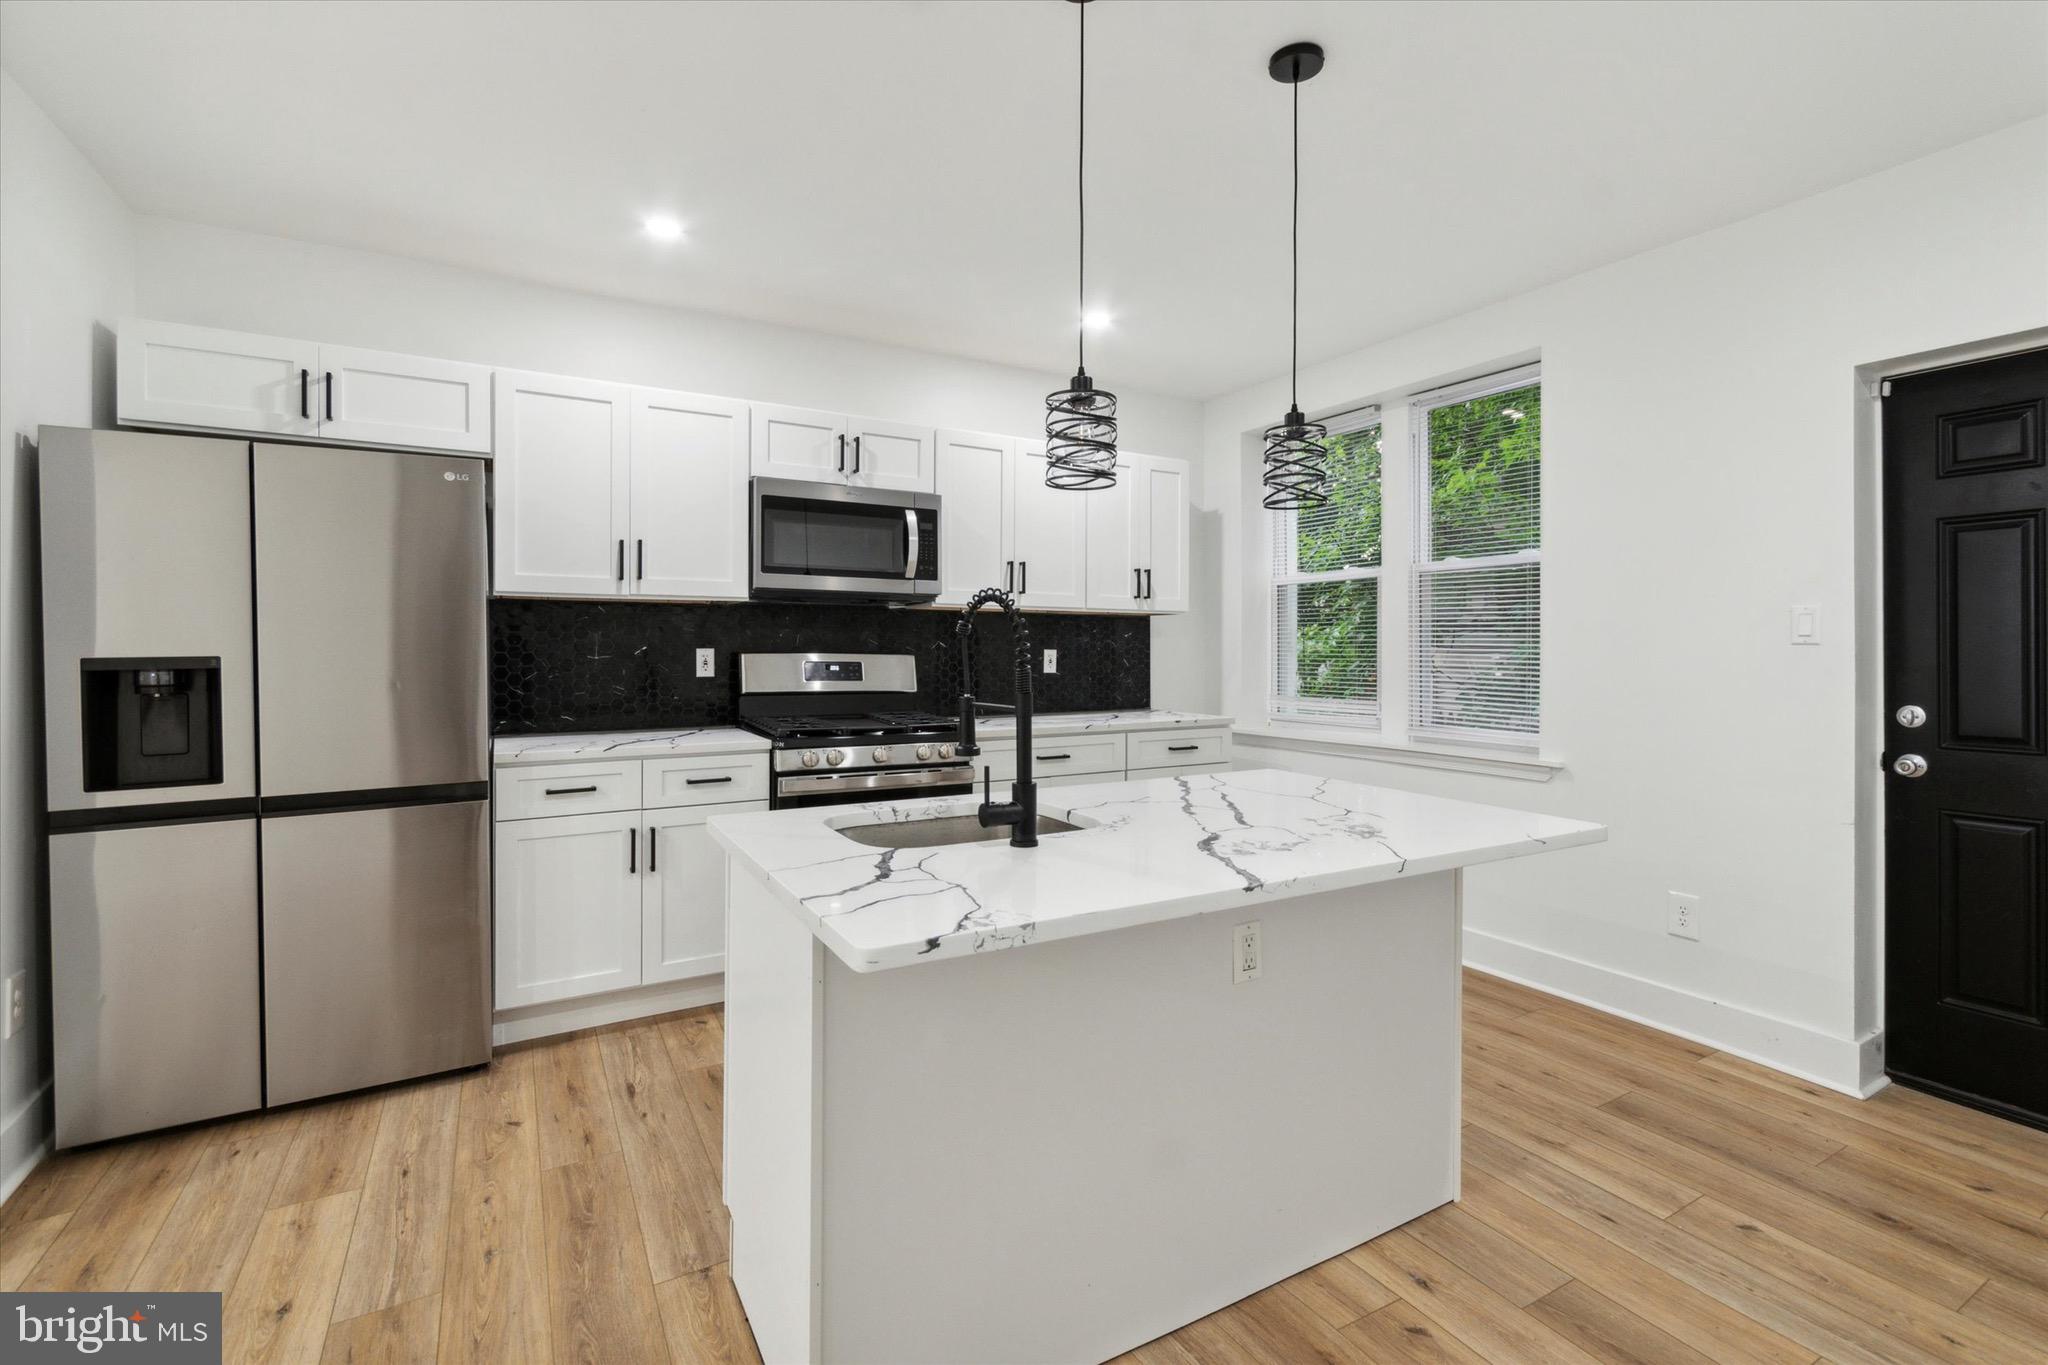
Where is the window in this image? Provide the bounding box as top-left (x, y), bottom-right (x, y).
top-left (1269, 409), bottom-right (1382, 723)
top-left (1261, 364), bottom-right (1543, 753)
top-left (1412, 367), bottom-right (1542, 746)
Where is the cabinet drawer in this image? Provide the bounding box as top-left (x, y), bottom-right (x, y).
top-left (1127, 730), bottom-right (1228, 771)
top-left (977, 733), bottom-right (1126, 783)
top-left (495, 761), bottom-right (641, 821)
top-left (642, 753), bottom-right (770, 809)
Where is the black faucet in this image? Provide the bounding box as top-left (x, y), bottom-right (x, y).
top-left (955, 587), bottom-right (1037, 848)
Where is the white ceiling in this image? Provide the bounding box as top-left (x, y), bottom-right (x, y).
top-left (4, 0), bottom-right (2043, 399)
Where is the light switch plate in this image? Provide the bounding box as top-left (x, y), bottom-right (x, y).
top-left (1789, 605), bottom-right (1821, 645)
top-left (695, 648), bottom-right (716, 678)
top-left (1042, 649), bottom-right (1058, 674)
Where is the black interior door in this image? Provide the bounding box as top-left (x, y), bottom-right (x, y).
top-left (1884, 348), bottom-right (2048, 1128)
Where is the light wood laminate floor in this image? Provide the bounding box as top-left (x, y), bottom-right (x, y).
top-left (5, 972), bottom-right (2047, 1363)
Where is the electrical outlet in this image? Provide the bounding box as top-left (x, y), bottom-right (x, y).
top-left (1233, 921), bottom-right (1262, 983)
top-left (4, 971), bottom-right (24, 1040)
top-left (1042, 648), bottom-right (1058, 674)
top-left (695, 648), bottom-right (715, 679)
top-left (1668, 891), bottom-right (1701, 941)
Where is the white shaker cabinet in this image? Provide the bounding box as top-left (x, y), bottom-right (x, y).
top-left (118, 319), bottom-right (490, 453)
top-left (493, 809), bottom-right (644, 1008)
top-left (1009, 440), bottom-right (1089, 610)
top-left (751, 403), bottom-right (934, 491)
top-left (1083, 457), bottom-right (1141, 610)
top-left (935, 430), bottom-right (1013, 606)
top-left (630, 388), bottom-right (751, 600)
top-left (1135, 455), bottom-right (1190, 613)
top-left (643, 800), bottom-right (765, 985)
top-left (118, 320), bottom-right (320, 438)
top-left (492, 370), bottom-right (632, 597)
top-left (315, 343), bottom-right (493, 453)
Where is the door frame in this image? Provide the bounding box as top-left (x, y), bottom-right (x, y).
top-left (1853, 326), bottom-right (2048, 1097)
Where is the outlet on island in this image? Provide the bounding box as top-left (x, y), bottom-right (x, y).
top-left (1233, 921), bottom-right (1262, 983)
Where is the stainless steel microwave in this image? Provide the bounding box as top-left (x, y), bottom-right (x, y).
top-left (750, 477), bottom-right (941, 603)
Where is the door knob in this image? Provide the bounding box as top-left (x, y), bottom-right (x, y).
top-left (1892, 753), bottom-right (1929, 778)
top-left (1894, 704), bottom-right (1926, 728)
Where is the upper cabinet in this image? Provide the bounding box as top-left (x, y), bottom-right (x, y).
top-left (936, 433), bottom-right (1186, 614)
top-left (118, 319), bottom-right (491, 454)
top-left (751, 402), bottom-right (934, 492)
top-left (494, 369), bottom-right (749, 602)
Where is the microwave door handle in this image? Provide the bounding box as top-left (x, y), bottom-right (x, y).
top-left (904, 508), bottom-right (920, 579)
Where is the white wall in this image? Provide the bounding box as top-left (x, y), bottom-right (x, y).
top-left (1206, 118), bottom-right (2048, 1093)
top-left (130, 218), bottom-right (1216, 711)
top-left (0, 70), bottom-right (137, 1199)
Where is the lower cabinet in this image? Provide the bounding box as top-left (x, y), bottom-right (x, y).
top-left (494, 796), bottom-right (765, 1009)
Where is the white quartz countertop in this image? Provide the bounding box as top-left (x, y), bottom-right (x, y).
top-left (492, 727), bottom-right (769, 765)
top-left (709, 768), bottom-right (1605, 972)
top-left (972, 708), bottom-right (1231, 738)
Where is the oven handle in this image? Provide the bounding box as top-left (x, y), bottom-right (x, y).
top-left (777, 765), bottom-right (976, 798)
top-left (904, 508), bottom-right (920, 579)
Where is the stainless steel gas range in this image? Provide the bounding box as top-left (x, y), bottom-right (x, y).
top-left (737, 652), bottom-right (974, 808)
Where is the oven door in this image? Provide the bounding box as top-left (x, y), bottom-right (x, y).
top-left (751, 478), bottom-right (940, 602)
top-left (773, 764), bottom-right (975, 809)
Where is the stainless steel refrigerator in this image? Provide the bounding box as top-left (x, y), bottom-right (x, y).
top-left (41, 427), bottom-right (490, 1146)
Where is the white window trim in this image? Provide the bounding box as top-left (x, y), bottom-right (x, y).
top-left (1266, 404), bottom-right (1384, 727)
top-left (1255, 363), bottom-right (1557, 777)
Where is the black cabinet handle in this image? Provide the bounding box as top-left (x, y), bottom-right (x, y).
top-left (1134, 567), bottom-right (1141, 598)
top-left (300, 369), bottom-right (309, 419)
top-left (852, 435), bottom-right (861, 474)
top-left (324, 371), bottom-right (334, 421)
top-left (648, 826), bottom-right (657, 872)
top-left (544, 785), bottom-right (598, 795)
top-left (685, 776), bottom-right (733, 786)
top-left (628, 827), bottom-right (636, 874)
top-left (1168, 744), bottom-right (1199, 752)
top-left (616, 540), bottom-right (625, 582)
top-left (636, 539), bottom-right (644, 581)
top-left (838, 434), bottom-right (847, 472)
top-left (1144, 568), bottom-right (1153, 600)
top-left (1005, 560), bottom-right (1015, 592)
top-left (1039, 752), bottom-right (1073, 761)
top-left (1020, 560), bottom-right (1028, 595)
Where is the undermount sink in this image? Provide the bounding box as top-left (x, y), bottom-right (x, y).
top-left (834, 813), bottom-right (1082, 849)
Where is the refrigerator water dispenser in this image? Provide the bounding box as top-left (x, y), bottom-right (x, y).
top-left (80, 655), bottom-right (224, 791)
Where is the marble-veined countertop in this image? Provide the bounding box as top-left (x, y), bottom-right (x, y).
top-left (709, 767), bottom-right (1605, 972)
top-left (492, 727), bottom-right (769, 765)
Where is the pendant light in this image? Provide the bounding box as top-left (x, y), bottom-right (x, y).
top-left (1262, 41), bottom-right (1328, 510)
top-left (1045, 0), bottom-right (1118, 491)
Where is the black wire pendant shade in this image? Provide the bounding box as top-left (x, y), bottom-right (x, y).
top-left (1045, 0), bottom-right (1118, 491)
top-left (1262, 40), bottom-right (1328, 511)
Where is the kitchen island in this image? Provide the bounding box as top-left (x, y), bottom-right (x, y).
top-left (709, 768), bottom-right (1605, 1364)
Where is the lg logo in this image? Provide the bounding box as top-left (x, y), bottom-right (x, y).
top-left (443, 471), bottom-right (471, 482)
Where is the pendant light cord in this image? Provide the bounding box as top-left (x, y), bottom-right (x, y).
top-left (1290, 65), bottom-right (1300, 412)
top-left (1077, 0), bottom-right (1087, 374)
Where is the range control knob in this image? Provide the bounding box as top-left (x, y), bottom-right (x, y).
top-left (915, 744), bottom-right (934, 761)
top-left (938, 743), bottom-right (954, 759)
top-left (872, 747), bottom-right (892, 763)
top-left (825, 749), bottom-right (845, 767)
top-left (800, 750), bottom-right (821, 769)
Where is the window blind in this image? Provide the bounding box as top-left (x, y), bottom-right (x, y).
top-left (1270, 411), bottom-right (1382, 723)
top-left (1411, 370), bottom-right (1541, 746)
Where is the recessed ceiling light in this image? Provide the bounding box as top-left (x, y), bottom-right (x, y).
top-left (1081, 309), bottom-right (1114, 331)
top-left (642, 214), bottom-right (685, 242)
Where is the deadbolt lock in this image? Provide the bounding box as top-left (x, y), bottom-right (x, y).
top-left (1894, 704), bottom-right (1927, 728)
top-left (1891, 753), bottom-right (1929, 778)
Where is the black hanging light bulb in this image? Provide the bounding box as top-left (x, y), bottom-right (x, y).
top-left (1045, 0), bottom-right (1118, 491)
top-left (1262, 40), bottom-right (1328, 510)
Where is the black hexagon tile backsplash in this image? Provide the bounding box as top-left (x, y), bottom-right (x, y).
top-left (491, 599), bottom-right (1151, 734)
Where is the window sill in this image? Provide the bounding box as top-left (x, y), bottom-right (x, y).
top-left (1232, 721), bottom-right (1564, 782)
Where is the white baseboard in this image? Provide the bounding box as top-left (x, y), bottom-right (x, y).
top-left (1463, 928), bottom-right (1883, 1098)
top-left (493, 975), bottom-right (725, 1046)
top-left (1, 1080), bottom-right (52, 1209)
